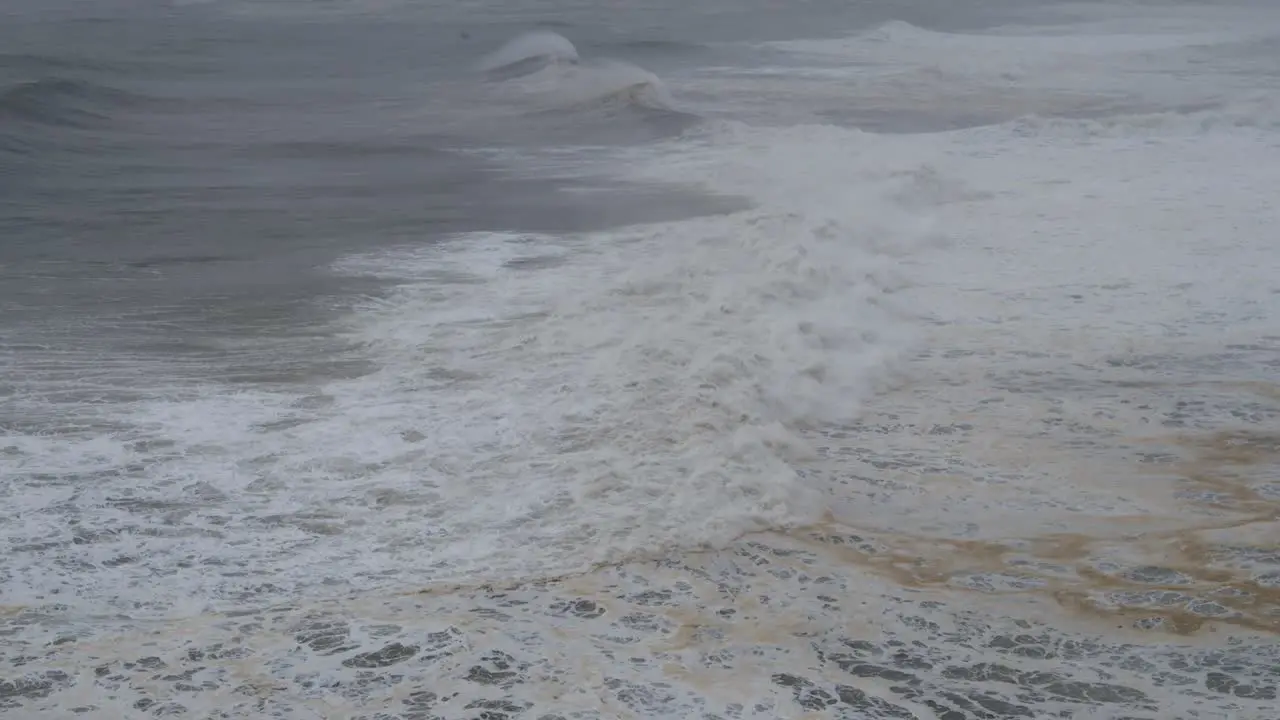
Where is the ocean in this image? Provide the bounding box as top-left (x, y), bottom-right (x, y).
top-left (2, 0), bottom-right (1279, 717)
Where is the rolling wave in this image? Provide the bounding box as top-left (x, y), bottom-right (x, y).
top-left (0, 76), bottom-right (146, 157)
top-left (476, 30), bottom-right (580, 78)
top-left (511, 58), bottom-right (683, 118)
top-left (0, 76), bottom-right (139, 128)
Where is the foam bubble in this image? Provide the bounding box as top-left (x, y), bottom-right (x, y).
top-left (8, 535), bottom-right (1278, 719)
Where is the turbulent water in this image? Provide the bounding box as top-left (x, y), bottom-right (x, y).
top-left (3, 0), bottom-right (1280, 717)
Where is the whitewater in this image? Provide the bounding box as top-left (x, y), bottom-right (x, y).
top-left (3, 1), bottom-right (1279, 718)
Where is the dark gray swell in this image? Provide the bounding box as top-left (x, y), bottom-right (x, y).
top-left (0, 2), bottom-right (742, 433)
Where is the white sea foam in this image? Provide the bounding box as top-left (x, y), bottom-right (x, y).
top-left (344, 131), bottom-right (926, 572)
top-left (2, 108), bottom-right (938, 623)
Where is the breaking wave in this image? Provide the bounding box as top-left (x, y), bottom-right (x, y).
top-left (464, 31), bottom-right (698, 141)
top-left (476, 30), bottom-right (580, 77)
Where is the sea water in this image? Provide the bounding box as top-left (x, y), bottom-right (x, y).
top-left (2, 1), bottom-right (1279, 717)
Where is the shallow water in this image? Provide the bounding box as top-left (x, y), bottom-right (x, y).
top-left (3, 0), bottom-right (1280, 717)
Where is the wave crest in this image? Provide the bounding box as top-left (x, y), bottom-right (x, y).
top-left (861, 19), bottom-right (941, 44)
top-left (469, 32), bottom-right (693, 135)
top-left (476, 30), bottom-right (580, 76)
